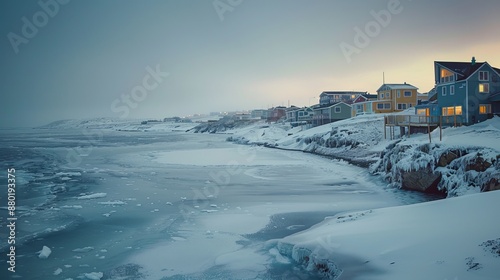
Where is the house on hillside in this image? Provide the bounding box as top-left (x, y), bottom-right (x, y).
top-left (351, 93), bottom-right (378, 116)
top-left (415, 58), bottom-right (500, 124)
top-left (319, 91), bottom-right (370, 106)
top-left (267, 106), bottom-right (286, 122)
top-left (251, 109), bottom-right (269, 119)
top-left (312, 102), bottom-right (352, 126)
top-left (373, 83), bottom-right (419, 113)
top-left (285, 106), bottom-right (300, 122)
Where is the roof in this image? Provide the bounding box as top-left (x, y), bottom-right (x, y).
top-left (313, 102), bottom-right (351, 110)
top-left (435, 60), bottom-right (500, 81)
top-left (377, 83), bottom-right (418, 92)
top-left (435, 61), bottom-right (487, 80)
top-left (320, 91), bottom-right (367, 96)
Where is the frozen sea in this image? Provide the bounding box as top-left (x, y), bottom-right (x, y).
top-left (0, 128), bottom-right (439, 279)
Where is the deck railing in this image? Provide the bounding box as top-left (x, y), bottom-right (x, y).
top-left (384, 115), bottom-right (463, 142)
top-left (384, 115), bottom-right (463, 127)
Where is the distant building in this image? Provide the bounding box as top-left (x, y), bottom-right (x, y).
top-left (373, 83), bottom-right (419, 113)
top-left (251, 109), bottom-right (269, 119)
top-left (267, 106), bottom-right (286, 122)
top-left (319, 91), bottom-right (369, 106)
top-left (312, 102), bottom-right (352, 126)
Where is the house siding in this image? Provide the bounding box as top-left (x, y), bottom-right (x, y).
top-left (436, 63), bottom-right (500, 124)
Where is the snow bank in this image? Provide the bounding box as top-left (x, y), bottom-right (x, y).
top-left (274, 191), bottom-right (500, 279)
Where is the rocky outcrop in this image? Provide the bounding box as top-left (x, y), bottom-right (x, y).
top-left (372, 143), bottom-right (500, 197)
top-left (401, 169), bottom-right (442, 194)
top-left (191, 118), bottom-right (258, 133)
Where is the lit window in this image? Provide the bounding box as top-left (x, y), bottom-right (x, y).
top-left (479, 104), bottom-right (491, 114)
top-left (404, 91), bottom-right (412, 97)
top-left (450, 85), bottom-right (454, 95)
top-left (442, 106), bottom-right (462, 116)
top-left (479, 83), bottom-right (489, 93)
top-left (417, 109), bottom-right (427, 115)
top-left (440, 68), bottom-right (454, 83)
top-left (479, 71), bottom-right (489, 81)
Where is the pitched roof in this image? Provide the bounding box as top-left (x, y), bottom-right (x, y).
top-left (320, 91), bottom-right (367, 96)
top-left (377, 83), bottom-right (418, 92)
top-left (435, 61), bottom-right (487, 80)
top-left (313, 101), bottom-right (351, 109)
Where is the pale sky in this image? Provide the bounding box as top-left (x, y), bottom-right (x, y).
top-left (1, 0), bottom-right (499, 127)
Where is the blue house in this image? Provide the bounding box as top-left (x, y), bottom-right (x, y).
top-left (416, 57), bottom-right (500, 125)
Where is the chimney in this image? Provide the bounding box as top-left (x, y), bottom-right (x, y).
top-left (471, 56), bottom-right (476, 65)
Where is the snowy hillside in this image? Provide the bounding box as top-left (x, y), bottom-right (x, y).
top-left (271, 190), bottom-right (500, 280)
top-left (38, 118), bottom-right (198, 132)
top-left (222, 115), bottom-right (500, 196)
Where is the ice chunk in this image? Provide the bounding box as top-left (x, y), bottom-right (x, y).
top-left (38, 246), bottom-right (52, 259)
top-left (77, 193), bottom-right (107, 200)
top-left (54, 268), bottom-right (62, 275)
top-left (84, 272), bottom-right (103, 280)
top-left (72, 246), bottom-right (94, 253)
top-left (97, 200), bottom-right (126, 205)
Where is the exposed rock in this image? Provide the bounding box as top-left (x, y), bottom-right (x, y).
top-left (482, 178), bottom-right (500, 192)
top-left (466, 156), bottom-right (492, 172)
top-left (401, 169), bottom-right (443, 194)
top-left (438, 151), bottom-right (459, 167)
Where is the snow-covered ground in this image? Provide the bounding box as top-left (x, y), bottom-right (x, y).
top-left (272, 190), bottom-right (500, 280)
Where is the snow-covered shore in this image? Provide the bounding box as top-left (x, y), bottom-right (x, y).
top-left (218, 115), bottom-right (500, 197)
top-left (270, 190), bottom-right (500, 280)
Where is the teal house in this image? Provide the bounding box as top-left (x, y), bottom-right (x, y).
top-left (416, 57), bottom-right (500, 125)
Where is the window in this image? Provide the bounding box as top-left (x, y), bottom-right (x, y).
top-left (397, 104), bottom-right (407, 110)
top-left (442, 106), bottom-right (462, 116)
top-left (442, 87), bottom-right (447, 96)
top-left (404, 91), bottom-right (412, 97)
top-left (479, 83), bottom-right (489, 93)
top-left (479, 104), bottom-right (491, 114)
top-left (440, 68), bottom-right (454, 83)
top-left (377, 103), bottom-right (391, 110)
top-left (450, 85), bottom-right (455, 95)
top-left (397, 90), bottom-right (401, 98)
top-left (334, 107), bottom-right (341, 113)
top-left (417, 109), bottom-right (427, 115)
top-left (479, 71), bottom-right (489, 81)
top-left (380, 93), bottom-right (384, 99)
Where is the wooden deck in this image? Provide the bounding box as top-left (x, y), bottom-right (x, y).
top-left (384, 115), bottom-right (463, 142)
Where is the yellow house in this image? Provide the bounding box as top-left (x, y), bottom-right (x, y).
top-left (374, 83), bottom-right (419, 113)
